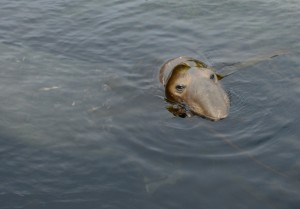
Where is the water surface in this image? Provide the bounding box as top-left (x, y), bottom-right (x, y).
top-left (0, 0), bottom-right (300, 208)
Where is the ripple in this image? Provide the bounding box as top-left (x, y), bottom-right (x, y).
top-left (1, 0), bottom-right (300, 208)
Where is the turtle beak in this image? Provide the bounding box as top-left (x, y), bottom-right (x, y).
top-left (185, 76), bottom-right (229, 121)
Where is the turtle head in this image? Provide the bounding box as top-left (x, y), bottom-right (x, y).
top-left (163, 61), bottom-right (229, 121)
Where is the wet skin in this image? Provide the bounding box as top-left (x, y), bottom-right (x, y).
top-left (160, 56), bottom-right (229, 121)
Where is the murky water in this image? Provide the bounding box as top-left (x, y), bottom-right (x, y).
top-left (0, 0), bottom-right (300, 208)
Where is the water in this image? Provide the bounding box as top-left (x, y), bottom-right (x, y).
top-left (0, 0), bottom-right (300, 208)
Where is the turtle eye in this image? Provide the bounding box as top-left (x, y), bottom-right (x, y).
top-left (210, 74), bottom-right (215, 80)
top-left (175, 84), bottom-right (186, 93)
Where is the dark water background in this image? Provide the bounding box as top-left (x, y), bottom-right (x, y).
top-left (0, 0), bottom-right (300, 208)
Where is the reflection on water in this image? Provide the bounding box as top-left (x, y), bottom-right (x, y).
top-left (0, 0), bottom-right (300, 208)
